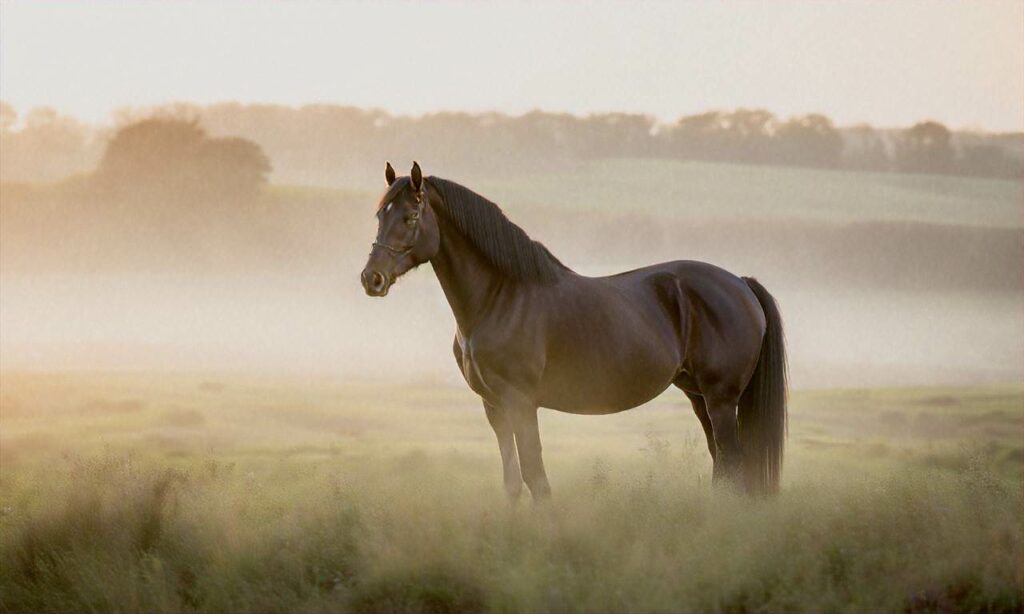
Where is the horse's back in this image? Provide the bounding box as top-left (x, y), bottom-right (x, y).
top-left (602, 260), bottom-right (762, 322)
top-left (603, 259), bottom-right (747, 293)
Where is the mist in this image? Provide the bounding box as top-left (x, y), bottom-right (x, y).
top-left (1, 112), bottom-right (1020, 388)
top-left (2, 3), bottom-right (1023, 610)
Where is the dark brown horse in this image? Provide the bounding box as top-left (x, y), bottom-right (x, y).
top-left (361, 162), bottom-right (787, 499)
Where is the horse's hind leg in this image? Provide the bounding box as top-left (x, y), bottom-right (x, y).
top-left (703, 393), bottom-right (744, 487)
top-left (685, 392), bottom-right (716, 462)
top-left (675, 376), bottom-right (716, 462)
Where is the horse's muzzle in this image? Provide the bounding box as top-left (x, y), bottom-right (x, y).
top-left (361, 269), bottom-right (391, 297)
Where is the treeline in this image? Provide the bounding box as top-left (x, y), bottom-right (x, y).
top-left (1, 101), bottom-right (1020, 186)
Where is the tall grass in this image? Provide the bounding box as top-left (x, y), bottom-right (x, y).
top-left (2, 376), bottom-right (1021, 612)
top-left (1, 444), bottom-right (1020, 613)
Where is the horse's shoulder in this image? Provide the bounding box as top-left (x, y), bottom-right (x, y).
top-left (452, 333), bottom-right (463, 361)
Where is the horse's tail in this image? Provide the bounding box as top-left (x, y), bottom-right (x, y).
top-left (738, 277), bottom-right (788, 496)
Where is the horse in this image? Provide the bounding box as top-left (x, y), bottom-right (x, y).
top-left (361, 161), bottom-right (787, 499)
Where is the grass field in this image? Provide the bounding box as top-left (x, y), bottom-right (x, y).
top-left (1, 159), bottom-right (1021, 611)
top-left (1, 372), bottom-right (1021, 613)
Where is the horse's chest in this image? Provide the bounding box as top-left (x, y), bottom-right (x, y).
top-left (455, 330), bottom-right (495, 400)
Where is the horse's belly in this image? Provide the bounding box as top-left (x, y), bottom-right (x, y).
top-left (538, 373), bottom-right (673, 414)
top-left (536, 349), bottom-right (678, 415)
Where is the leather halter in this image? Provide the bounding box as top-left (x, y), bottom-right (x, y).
top-left (372, 182), bottom-right (426, 257)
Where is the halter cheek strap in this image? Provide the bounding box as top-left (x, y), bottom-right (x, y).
top-left (371, 184), bottom-right (426, 257)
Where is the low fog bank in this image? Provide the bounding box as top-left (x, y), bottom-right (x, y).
top-left (1, 270), bottom-right (1020, 389)
top-left (1, 160), bottom-right (1020, 389)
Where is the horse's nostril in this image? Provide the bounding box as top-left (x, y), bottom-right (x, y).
top-left (371, 272), bottom-right (386, 289)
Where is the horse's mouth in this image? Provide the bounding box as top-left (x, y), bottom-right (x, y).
top-left (366, 284), bottom-right (390, 297)
top-left (362, 271), bottom-right (395, 297)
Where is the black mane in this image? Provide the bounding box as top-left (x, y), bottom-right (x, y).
top-left (428, 177), bottom-right (569, 283)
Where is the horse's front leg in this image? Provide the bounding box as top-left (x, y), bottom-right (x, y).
top-left (483, 401), bottom-right (523, 502)
top-left (507, 404), bottom-right (551, 500)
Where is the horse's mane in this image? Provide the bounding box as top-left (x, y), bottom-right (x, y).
top-left (428, 176), bottom-right (570, 284)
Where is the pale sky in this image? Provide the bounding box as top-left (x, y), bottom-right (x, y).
top-left (1, 1), bottom-right (1022, 131)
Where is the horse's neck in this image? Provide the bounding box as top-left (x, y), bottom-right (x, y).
top-left (429, 207), bottom-right (505, 333)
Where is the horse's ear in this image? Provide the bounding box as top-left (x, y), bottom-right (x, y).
top-left (410, 161), bottom-right (423, 192)
top-left (385, 161), bottom-right (396, 186)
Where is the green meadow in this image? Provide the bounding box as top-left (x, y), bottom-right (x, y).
top-left (477, 159), bottom-right (1024, 227)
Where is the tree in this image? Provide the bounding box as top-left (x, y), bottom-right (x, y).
top-left (773, 114), bottom-right (843, 168)
top-left (0, 101), bottom-right (16, 132)
top-left (663, 111), bottom-right (726, 160)
top-left (894, 121), bottom-right (954, 174)
top-left (0, 106), bottom-right (91, 182)
top-left (665, 109), bottom-right (778, 163)
top-left (959, 144), bottom-right (1022, 179)
top-left (580, 113), bottom-right (657, 159)
top-left (95, 118), bottom-right (271, 199)
top-left (842, 125), bottom-right (890, 172)
top-left (724, 109), bottom-right (776, 163)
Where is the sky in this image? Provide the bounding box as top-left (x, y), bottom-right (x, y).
top-left (1, 1), bottom-right (1022, 131)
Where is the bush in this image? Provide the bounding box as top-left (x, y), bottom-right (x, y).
top-left (94, 118), bottom-right (271, 201)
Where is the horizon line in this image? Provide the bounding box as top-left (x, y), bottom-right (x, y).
top-left (2, 99), bottom-right (1021, 136)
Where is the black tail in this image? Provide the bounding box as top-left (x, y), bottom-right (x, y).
top-left (738, 277), bottom-right (788, 495)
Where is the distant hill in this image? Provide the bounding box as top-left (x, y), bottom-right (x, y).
top-left (480, 158), bottom-right (1023, 229)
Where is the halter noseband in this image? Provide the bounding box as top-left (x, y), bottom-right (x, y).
top-left (372, 183), bottom-right (426, 257)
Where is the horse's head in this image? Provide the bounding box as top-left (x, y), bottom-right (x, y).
top-left (361, 161), bottom-right (441, 297)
